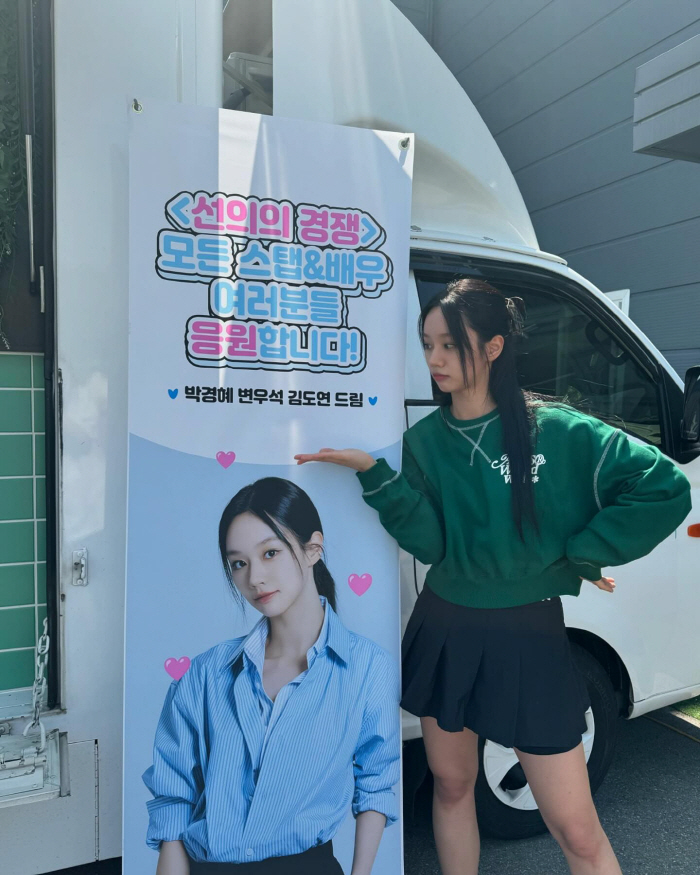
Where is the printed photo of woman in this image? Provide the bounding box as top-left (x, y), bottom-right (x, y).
top-left (143, 477), bottom-right (400, 875)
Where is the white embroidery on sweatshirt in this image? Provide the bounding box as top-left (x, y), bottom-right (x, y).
top-left (491, 453), bottom-right (546, 485)
top-left (441, 411), bottom-right (499, 465)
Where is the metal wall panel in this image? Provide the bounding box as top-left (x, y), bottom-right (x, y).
top-left (631, 285), bottom-right (700, 352)
top-left (437, 0), bottom-right (551, 76)
top-left (534, 161), bottom-right (700, 255)
top-left (664, 349), bottom-right (700, 380)
top-left (566, 219), bottom-right (700, 295)
top-left (518, 124), bottom-right (667, 213)
top-left (456, 0), bottom-right (628, 105)
top-left (431, 0), bottom-right (700, 381)
top-left (473, 0), bottom-right (700, 135)
top-left (497, 66), bottom-right (638, 172)
top-left (495, 20), bottom-right (700, 172)
top-left (433, 0), bottom-right (492, 49)
top-left (634, 33), bottom-right (700, 161)
top-left (516, 123), bottom-right (668, 214)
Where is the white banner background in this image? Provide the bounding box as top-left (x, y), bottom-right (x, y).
top-left (128, 101), bottom-right (413, 463)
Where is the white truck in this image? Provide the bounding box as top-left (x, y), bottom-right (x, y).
top-left (0, 0), bottom-right (698, 870)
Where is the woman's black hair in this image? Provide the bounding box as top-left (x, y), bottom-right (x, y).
top-left (419, 277), bottom-right (538, 539)
top-left (218, 477), bottom-right (336, 610)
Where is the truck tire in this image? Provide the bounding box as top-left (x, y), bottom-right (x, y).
top-left (474, 642), bottom-right (619, 840)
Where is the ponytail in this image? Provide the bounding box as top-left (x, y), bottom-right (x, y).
top-left (312, 559), bottom-right (337, 612)
top-left (420, 279), bottom-right (538, 539)
top-left (489, 327), bottom-right (538, 538)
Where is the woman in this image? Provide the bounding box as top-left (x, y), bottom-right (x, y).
top-left (143, 477), bottom-right (399, 875)
top-left (295, 278), bottom-right (692, 875)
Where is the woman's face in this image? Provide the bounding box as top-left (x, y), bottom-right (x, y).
top-left (224, 512), bottom-right (322, 617)
top-left (422, 306), bottom-right (501, 395)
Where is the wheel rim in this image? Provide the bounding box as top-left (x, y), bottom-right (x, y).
top-left (482, 708), bottom-right (596, 811)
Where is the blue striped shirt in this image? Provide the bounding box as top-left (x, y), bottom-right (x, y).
top-left (142, 599), bottom-right (400, 863)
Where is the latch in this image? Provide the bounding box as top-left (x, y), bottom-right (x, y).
top-left (72, 548), bottom-right (88, 586)
top-left (0, 728), bottom-right (62, 806)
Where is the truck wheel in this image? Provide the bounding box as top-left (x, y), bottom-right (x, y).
top-left (474, 643), bottom-right (619, 840)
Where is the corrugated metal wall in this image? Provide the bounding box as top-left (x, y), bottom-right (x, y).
top-left (426, 0), bottom-right (700, 380)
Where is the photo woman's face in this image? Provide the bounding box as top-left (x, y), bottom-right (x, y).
top-left (224, 512), bottom-right (322, 617)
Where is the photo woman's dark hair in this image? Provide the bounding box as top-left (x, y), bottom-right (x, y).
top-left (420, 277), bottom-right (538, 539)
top-left (218, 477), bottom-right (337, 610)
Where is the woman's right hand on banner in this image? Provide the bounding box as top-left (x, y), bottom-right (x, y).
top-left (294, 448), bottom-right (377, 472)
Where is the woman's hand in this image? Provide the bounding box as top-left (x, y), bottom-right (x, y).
top-left (294, 448), bottom-right (377, 473)
top-left (580, 575), bottom-right (616, 593)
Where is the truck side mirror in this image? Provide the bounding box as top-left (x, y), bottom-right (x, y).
top-left (681, 365), bottom-right (700, 442)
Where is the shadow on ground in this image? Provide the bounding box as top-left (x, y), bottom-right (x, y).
top-left (404, 712), bottom-right (700, 874)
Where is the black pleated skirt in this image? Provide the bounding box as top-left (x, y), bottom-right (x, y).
top-left (188, 842), bottom-right (342, 874)
top-left (401, 585), bottom-right (590, 753)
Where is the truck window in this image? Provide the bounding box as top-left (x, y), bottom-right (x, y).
top-left (222, 0), bottom-right (273, 113)
top-left (516, 289), bottom-right (660, 446)
top-left (414, 274), bottom-right (660, 446)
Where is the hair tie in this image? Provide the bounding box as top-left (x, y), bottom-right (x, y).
top-left (505, 296), bottom-right (525, 336)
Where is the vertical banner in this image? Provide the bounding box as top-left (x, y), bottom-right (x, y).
top-left (123, 101), bottom-right (413, 874)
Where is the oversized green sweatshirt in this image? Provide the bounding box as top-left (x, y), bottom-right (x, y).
top-left (357, 403), bottom-right (692, 608)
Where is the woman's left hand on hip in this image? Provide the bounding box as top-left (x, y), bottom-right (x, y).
top-left (580, 575), bottom-right (616, 593)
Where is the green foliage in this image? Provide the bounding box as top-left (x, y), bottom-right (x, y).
top-left (675, 696), bottom-right (700, 721)
top-left (0, 0), bottom-right (26, 266)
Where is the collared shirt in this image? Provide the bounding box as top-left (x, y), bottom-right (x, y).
top-left (243, 601), bottom-right (329, 771)
top-left (143, 599), bottom-right (400, 863)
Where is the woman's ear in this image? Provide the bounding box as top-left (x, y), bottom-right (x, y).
top-left (485, 334), bottom-right (505, 362)
top-left (305, 531), bottom-right (324, 566)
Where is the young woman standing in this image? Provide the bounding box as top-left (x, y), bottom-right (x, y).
top-left (295, 278), bottom-right (691, 875)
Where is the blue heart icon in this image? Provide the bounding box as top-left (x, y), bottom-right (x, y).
top-left (168, 389), bottom-right (178, 399)
top-left (369, 396), bottom-right (378, 406)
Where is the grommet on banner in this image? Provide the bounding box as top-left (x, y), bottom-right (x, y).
top-left (132, 98), bottom-right (143, 113)
top-left (399, 137), bottom-right (411, 150)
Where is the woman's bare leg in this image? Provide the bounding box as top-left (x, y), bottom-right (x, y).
top-left (515, 743), bottom-right (622, 874)
top-left (421, 717), bottom-right (480, 875)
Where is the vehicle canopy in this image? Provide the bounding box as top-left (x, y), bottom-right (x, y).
top-left (264, 0), bottom-right (540, 254)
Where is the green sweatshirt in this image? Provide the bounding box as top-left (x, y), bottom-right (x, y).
top-left (357, 403), bottom-right (692, 608)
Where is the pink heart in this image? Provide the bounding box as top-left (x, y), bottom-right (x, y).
top-left (348, 573), bottom-right (373, 596)
top-left (216, 451), bottom-right (236, 468)
top-left (164, 657), bottom-right (191, 680)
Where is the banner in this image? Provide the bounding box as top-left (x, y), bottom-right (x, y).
top-left (123, 101), bottom-right (413, 874)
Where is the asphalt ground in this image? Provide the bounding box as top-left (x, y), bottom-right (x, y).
top-left (49, 708), bottom-right (700, 875)
top-left (404, 707), bottom-right (700, 875)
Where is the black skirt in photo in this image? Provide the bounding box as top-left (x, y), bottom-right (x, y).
top-left (401, 585), bottom-right (591, 753)
top-left (187, 841), bottom-right (343, 874)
